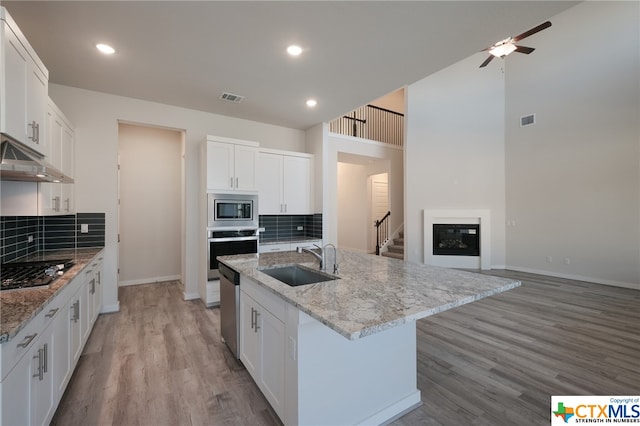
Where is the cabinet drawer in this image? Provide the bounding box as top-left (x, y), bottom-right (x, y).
top-left (259, 243), bottom-right (291, 253)
top-left (241, 276), bottom-right (286, 322)
top-left (1, 310), bottom-right (42, 381)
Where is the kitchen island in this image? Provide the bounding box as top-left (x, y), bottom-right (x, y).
top-left (219, 250), bottom-right (520, 426)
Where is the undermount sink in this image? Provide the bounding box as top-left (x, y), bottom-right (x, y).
top-left (260, 265), bottom-right (340, 287)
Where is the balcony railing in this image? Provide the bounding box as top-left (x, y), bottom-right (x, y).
top-left (329, 104), bottom-right (404, 148)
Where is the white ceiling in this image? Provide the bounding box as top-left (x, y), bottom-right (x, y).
top-left (3, 1), bottom-right (577, 130)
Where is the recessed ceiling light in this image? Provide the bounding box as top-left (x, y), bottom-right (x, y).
top-left (287, 45), bottom-right (303, 56)
top-left (96, 43), bottom-right (115, 55)
top-left (306, 99), bottom-right (317, 108)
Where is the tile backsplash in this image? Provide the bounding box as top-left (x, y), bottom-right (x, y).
top-left (0, 213), bottom-right (105, 264)
top-left (259, 213), bottom-right (322, 243)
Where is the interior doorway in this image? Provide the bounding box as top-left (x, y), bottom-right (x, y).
top-left (369, 173), bottom-right (389, 253)
top-left (117, 123), bottom-right (183, 286)
top-left (336, 153), bottom-right (390, 253)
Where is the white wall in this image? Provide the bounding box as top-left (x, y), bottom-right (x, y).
top-left (405, 55), bottom-right (506, 267)
top-left (505, 1), bottom-right (640, 288)
top-left (117, 123), bottom-right (182, 286)
top-left (48, 84), bottom-right (306, 311)
top-left (337, 162), bottom-right (369, 252)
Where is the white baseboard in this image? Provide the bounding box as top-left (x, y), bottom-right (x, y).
top-left (100, 301), bottom-right (120, 313)
top-left (183, 291), bottom-right (200, 301)
top-left (118, 274), bottom-right (181, 287)
top-left (506, 265), bottom-right (639, 291)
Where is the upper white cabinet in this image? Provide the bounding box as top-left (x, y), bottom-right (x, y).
top-left (39, 98), bottom-right (75, 215)
top-left (256, 150), bottom-right (313, 215)
top-left (205, 136), bottom-right (258, 192)
top-left (0, 8), bottom-right (49, 154)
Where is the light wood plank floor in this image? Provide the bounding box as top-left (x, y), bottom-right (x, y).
top-left (52, 271), bottom-right (640, 426)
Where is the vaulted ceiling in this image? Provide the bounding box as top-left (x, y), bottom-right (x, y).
top-left (3, 1), bottom-right (578, 130)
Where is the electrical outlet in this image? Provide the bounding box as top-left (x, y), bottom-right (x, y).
top-left (564, 257), bottom-right (571, 265)
top-left (546, 256), bottom-right (553, 263)
top-left (297, 226), bottom-right (303, 231)
top-left (81, 224), bottom-right (89, 233)
top-left (28, 235), bottom-right (33, 243)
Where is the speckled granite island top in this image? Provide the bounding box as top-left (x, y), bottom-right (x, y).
top-left (0, 248), bottom-right (104, 343)
top-left (218, 250), bottom-right (520, 340)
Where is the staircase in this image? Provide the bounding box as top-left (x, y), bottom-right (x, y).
top-left (382, 230), bottom-right (404, 260)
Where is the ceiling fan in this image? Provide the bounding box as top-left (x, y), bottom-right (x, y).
top-left (479, 21), bottom-right (552, 68)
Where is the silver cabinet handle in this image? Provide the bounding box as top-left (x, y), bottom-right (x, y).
top-left (45, 308), bottom-right (59, 318)
top-left (17, 333), bottom-right (38, 349)
top-left (250, 307), bottom-right (255, 330)
top-left (71, 300), bottom-right (80, 322)
top-left (28, 121), bottom-right (39, 143)
top-left (64, 198), bottom-right (70, 212)
top-left (235, 177), bottom-right (239, 188)
top-left (97, 271), bottom-right (101, 285)
top-left (91, 279), bottom-right (96, 295)
top-left (43, 343), bottom-right (48, 374)
top-left (254, 310), bottom-right (260, 332)
top-left (230, 177), bottom-right (234, 188)
top-left (33, 349), bottom-right (42, 380)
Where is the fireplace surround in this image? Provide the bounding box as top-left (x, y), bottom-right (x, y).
top-left (424, 209), bottom-right (491, 269)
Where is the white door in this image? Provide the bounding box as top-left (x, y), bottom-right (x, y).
top-left (370, 174), bottom-right (389, 252)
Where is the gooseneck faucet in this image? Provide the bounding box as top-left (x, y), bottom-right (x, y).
top-left (296, 243), bottom-right (339, 274)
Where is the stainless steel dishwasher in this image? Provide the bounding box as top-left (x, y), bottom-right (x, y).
top-left (219, 262), bottom-right (240, 358)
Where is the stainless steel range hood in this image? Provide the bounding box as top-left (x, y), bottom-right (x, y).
top-left (0, 133), bottom-right (73, 184)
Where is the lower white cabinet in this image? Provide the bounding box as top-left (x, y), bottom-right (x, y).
top-left (0, 251), bottom-right (104, 426)
top-left (259, 240), bottom-right (322, 254)
top-left (240, 277), bottom-right (286, 419)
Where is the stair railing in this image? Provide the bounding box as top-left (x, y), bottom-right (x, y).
top-left (375, 211), bottom-right (391, 255)
top-left (329, 104), bottom-right (404, 147)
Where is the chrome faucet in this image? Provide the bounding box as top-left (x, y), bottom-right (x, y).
top-left (297, 243), bottom-right (339, 274)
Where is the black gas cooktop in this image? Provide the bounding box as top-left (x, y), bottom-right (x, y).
top-left (1, 259), bottom-right (75, 292)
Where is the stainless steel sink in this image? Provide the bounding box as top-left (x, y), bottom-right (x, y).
top-left (260, 265), bottom-right (339, 287)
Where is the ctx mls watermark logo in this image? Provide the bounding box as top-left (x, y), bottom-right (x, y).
top-left (551, 396), bottom-right (640, 425)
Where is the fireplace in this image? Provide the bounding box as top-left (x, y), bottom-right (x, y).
top-left (433, 224), bottom-right (480, 256)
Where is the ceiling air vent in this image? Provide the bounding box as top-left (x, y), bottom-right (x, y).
top-left (520, 114), bottom-right (535, 127)
top-left (219, 92), bottom-right (244, 103)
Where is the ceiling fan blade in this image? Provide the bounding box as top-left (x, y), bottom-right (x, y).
top-left (515, 45), bottom-right (535, 54)
top-left (513, 21), bottom-right (552, 42)
top-left (479, 55), bottom-right (494, 68)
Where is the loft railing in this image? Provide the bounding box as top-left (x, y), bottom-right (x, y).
top-left (329, 104), bottom-right (404, 148)
top-left (375, 211), bottom-right (391, 255)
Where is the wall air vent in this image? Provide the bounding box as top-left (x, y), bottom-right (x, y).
top-left (520, 114), bottom-right (535, 127)
top-left (219, 92), bottom-right (244, 103)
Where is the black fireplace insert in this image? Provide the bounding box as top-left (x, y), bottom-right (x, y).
top-left (433, 224), bottom-right (480, 256)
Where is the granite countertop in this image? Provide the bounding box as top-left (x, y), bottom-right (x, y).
top-left (218, 250), bottom-right (521, 340)
top-left (0, 248), bottom-right (104, 343)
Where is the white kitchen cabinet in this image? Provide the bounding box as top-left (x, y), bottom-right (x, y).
top-left (0, 8), bottom-right (49, 154)
top-left (205, 137), bottom-right (258, 192)
top-left (259, 240), bottom-right (322, 254)
top-left (1, 341), bottom-right (30, 426)
top-left (40, 98), bottom-right (75, 216)
top-left (256, 150), bottom-right (313, 215)
top-left (1, 321), bottom-right (55, 426)
top-left (240, 277), bottom-right (286, 419)
top-left (0, 251), bottom-right (104, 426)
top-left (29, 328), bottom-right (54, 426)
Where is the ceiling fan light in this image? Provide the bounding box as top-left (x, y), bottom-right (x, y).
top-left (489, 42), bottom-right (517, 58)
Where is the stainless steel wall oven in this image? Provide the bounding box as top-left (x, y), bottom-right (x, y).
top-left (207, 228), bottom-right (258, 280)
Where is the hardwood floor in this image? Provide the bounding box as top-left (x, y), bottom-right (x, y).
top-left (52, 271), bottom-right (640, 426)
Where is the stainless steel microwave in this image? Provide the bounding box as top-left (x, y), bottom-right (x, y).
top-left (207, 193), bottom-right (258, 229)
